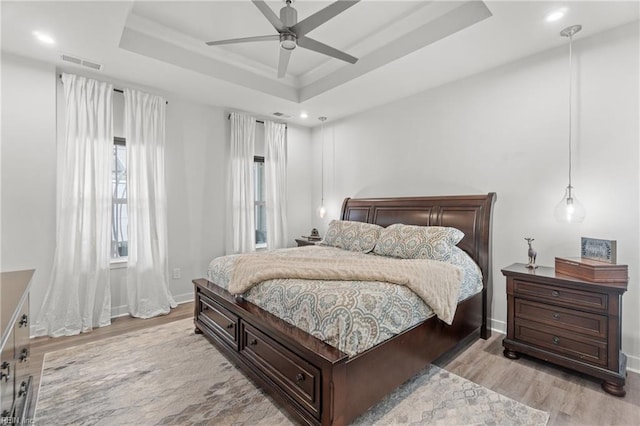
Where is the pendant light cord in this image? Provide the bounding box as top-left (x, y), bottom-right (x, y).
top-left (319, 117), bottom-right (327, 207)
top-left (560, 25), bottom-right (582, 195)
top-left (321, 124), bottom-right (324, 205)
top-left (568, 32), bottom-right (573, 192)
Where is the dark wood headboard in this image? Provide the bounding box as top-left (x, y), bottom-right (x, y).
top-left (341, 193), bottom-right (497, 332)
top-left (341, 193), bottom-right (496, 274)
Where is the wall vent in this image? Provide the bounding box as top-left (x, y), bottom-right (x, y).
top-left (272, 112), bottom-right (291, 118)
top-left (61, 53), bottom-right (103, 71)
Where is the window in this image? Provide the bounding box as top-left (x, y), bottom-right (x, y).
top-left (254, 156), bottom-right (267, 248)
top-left (112, 137), bottom-right (128, 259)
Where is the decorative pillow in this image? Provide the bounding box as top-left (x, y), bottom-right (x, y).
top-left (451, 246), bottom-right (484, 300)
top-left (373, 224), bottom-right (464, 261)
top-left (320, 220), bottom-right (383, 253)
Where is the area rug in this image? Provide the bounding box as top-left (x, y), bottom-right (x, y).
top-left (35, 319), bottom-right (549, 425)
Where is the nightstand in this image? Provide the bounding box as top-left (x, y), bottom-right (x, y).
top-left (502, 263), bottom-right (628, 397)
top-left (295, 238), bottom-right (318, 247)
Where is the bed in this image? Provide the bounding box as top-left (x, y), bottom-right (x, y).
top-left (193, 193), bottom-right (496, 425)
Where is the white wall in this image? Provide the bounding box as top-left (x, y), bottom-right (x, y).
top-left (286, 124), bottom-right (315, 242)
top-left (1, 53), bottom-right (57, 318)
top-left (311, 22), bottom-right (640, 370)
top-left (1, 52), bottom-right (313, 325)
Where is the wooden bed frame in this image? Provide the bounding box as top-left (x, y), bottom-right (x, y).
top-left (193, 193), bottom-right (496, 425)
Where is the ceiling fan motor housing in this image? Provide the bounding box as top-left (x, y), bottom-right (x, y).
top-left (280, 3), bottom-right (297, 27)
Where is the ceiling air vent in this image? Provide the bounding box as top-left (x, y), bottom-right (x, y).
top-left (272, 112), bottom-right (291, 118)
top-left (60, 53), bottom-right (103, 71)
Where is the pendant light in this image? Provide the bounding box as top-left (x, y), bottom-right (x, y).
top-left (318, 116), bottom-right (327, 218)
top-left (554, 24), bottom-right (586, 223)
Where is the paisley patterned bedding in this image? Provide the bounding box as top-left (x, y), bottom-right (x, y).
top-left (207, 245), bottom-right (483, 357)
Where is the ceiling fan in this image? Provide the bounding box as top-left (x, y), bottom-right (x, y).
top-left (206, 0), bottom-right (360, 78)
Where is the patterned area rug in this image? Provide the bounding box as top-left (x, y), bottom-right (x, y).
top-left (35, 319), bottom-right (549, 425)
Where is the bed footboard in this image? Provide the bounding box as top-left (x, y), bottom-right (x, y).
top-left (194, 278), bottom-right (483, 425)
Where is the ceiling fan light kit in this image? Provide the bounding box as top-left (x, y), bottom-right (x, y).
top-left (280, 33), bottom-right (297, 50)
top-left (206, 0), bottom-right (360, 78)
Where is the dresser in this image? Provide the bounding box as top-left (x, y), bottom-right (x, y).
top-left (1, 270), bottom-right (35, 423)
top-left (502, 263), bottom-right (627, 396)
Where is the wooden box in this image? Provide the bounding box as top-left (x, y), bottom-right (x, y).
top-left (555, 257), bottom-right (628, 286)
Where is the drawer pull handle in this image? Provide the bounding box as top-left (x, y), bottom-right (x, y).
top-left (19, 314), bottom-right (28, 327)
top-left (226, 323), bottom-right (234, 329)
top-left (551, 290), bottom-right (560, 297)
top-left (296, 373), bottom-right (305, 383)
top-left (552, 336), bottom-right (560, 345)
top-left (249, 339), bottom-right (258, 346)
top-left (552, 312), bottom-right (561, 320)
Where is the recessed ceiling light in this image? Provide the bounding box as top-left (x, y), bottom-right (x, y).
top-left (545, 8), bottom-right (568, 23)
top-left (33, 30), bottom-right (56, 45)
top-left (299, 112), bottom-right (308, 119)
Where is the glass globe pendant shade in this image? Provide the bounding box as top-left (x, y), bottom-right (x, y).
top-left (318, 204), bottom-right (326, 219)
top-left (554, 185), bottom-right (586, 223)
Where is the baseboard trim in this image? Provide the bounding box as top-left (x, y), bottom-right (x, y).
top-left (626, 353), bottom-right (640, 374)
top-left (110, 292), bottom-right (194, 318)
top-left (490, 318), bottom-right (506, 335)
top-left (30, 294), bottom-right (195, 337)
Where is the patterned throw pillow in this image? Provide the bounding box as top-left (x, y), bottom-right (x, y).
top-left (321, 220), bottom-right (383, 253)
top-left (451, 246), bottom-right (484, 300)
top-left (373, 224), bottom-right (464, 262)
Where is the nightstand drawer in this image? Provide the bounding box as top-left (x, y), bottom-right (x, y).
top-left (515, 320), bottom-right (607, 367)
top-left (515, 299), bottom-right (607, 339)
top-left (513, 280), bottom-right (608, 312)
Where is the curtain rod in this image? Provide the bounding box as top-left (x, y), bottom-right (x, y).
top-left (58, 74), bottom-right (168, 105)
top-left (227, 113), bottom-right (287, 129)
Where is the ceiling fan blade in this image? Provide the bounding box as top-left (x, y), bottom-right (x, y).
top-left (277, 48), bottom-right (292, 79)
top-left (290, 0), bottom-right (360, 37)
top-left (206, 34), bottom-right (279, 46)
top-left (297, 36), bottom-right (358, 64)
top-left (252, 0), bottom-right (285, 32)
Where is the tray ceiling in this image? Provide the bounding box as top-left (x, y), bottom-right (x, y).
top-left (2, 1), bottom-right (638, 126)
top-left (121, 1), bottom-right (493, 102)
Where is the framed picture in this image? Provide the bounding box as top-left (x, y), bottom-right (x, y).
top-left (581, 237), bottom-right (617, 263)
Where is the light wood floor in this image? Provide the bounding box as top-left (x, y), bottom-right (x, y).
top-left (31, 302), bottom-right (639, 425)
top-left (435, 331), bottom-right (640, 426)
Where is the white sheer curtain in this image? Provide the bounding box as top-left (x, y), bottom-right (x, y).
top-left (227, 112), bottom-right (257, 254)
top-left (34, 73), bottom-right (113, 337)
top-left (124, 88), bottom-right (176, 318)
top-left (264, 120), bottom-right (288, 250)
